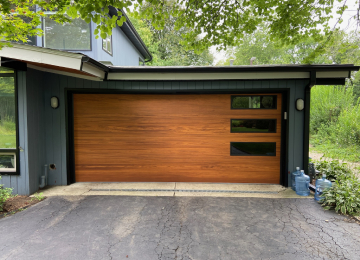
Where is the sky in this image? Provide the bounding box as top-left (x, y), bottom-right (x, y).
top-left (211, 0), bottom-right (359, 65)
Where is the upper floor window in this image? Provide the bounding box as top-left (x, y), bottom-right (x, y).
top-left (43, 15), bottom-right (91, 50)
top-left (102, 35), bottom-right (112, 55)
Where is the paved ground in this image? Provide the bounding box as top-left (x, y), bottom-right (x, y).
top-left (0, 196), bottom-right (359, 260)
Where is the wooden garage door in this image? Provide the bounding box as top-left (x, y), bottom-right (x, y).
top-left (73, 93), bottom-right (282, 183)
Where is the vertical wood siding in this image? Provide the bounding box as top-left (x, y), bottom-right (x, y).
top-left (1, 70), bottom-right (46, 195)
top-left (3, 70), bottom-right (307, 194)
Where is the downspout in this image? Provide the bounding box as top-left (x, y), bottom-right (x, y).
top-left (303, 71), bottom-right (316, 173)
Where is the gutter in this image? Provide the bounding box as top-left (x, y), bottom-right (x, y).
top-left (81, 56), bottom-right (109, 72)
top-left (303, 71), bottom-right (316, 175)
top-left (108, 64), bottom-right (360, 73)
top-left (108, 7), bottom-right (153, 62)
top-left (120, 10), bottom-right (153, 63)
top-left (80, 56), bottom-right (109, 80)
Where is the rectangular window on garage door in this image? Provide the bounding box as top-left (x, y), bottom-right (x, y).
top-left (231, 95), bottom-right (277, 109)
top-left (231, 119), bottom-right (277, 133)
top-left (230, 142), bottom-right (276, 156)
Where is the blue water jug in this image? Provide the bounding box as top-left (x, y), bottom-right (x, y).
top-left (295, 170), bottom-right (310, 196)
top-left (314, 174), bottom-right (332, 201)
top-left (291, 167), bottom-right (301, 191)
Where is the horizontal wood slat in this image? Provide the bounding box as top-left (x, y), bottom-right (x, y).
top-left (73, 93), bottom-right (282, 183)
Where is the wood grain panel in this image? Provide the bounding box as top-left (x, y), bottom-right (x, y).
top-left (73, 93), bottom-right (282, 183)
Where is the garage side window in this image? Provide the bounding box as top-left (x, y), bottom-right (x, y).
top-left (231, 95), bottom-right (276, 109)
top-left (0, 68), bottom-right (17, 174)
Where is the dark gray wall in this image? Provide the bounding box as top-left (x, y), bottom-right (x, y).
top-left (42, 73), bottom-right (307, 188)
top-left (0, 69), bottom-right (46, 195)
top-left (2, 70), bottom-right (307, 194)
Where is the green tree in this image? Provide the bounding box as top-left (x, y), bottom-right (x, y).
top-left (129, 1), bottom-right (214, 66)
top-left (0, 0), bottom-right (357, 60)
top-left (219, 27), bottom-right (360, 66)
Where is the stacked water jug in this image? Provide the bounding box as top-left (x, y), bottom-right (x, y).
top-left (292, 167), bottom-right (332, 199)
top-left (314, 174), bottom-right (332, 201)
top-left (292, 167), bottom-right (310, 196)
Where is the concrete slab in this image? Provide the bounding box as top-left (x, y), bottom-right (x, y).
top-left (175, 182), bottom-right (286, 192)
top-left (38, 182), bottom-right (312, 199)
top-left (85, 190), bottom-right (175, 196)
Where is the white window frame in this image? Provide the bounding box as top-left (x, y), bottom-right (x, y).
top-left (102, 34), bottom-right (112, 55)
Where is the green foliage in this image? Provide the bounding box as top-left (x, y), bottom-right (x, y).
top-left (129, 2), bottom-right (214, 66)
top-left (310, 85), bottom-right (355, 134)
top-left (321, 177), bottom-right (360, 216)
top-left (311, 100), bottom-right (360, 161)
top-left (0, 176), bottom-right (13, 211)
top-left (313, 159), bottom-right (352, 182)
top-left (31, 192), bottom-right (45, 201)
top-left (219, 28), bottom-right (360, 66)
top-left (0, 0), bottom-right (355, 57)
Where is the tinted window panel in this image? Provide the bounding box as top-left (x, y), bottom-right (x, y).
top-left (230, 142), bottom-right (276, 156)
top-left (231, 119), bottom-right (276, 133)
top-left (0, 77), bottom-right (16, 148)
top-left (44, 16), bottom-right (91, 50)
top-left (231, 95), bottom-right (276, 109)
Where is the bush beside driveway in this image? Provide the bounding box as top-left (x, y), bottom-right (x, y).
top-left (0, 196), bottom-right (359, 260)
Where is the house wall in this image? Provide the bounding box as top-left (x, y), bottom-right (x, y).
top-left (36, 20), bottom-right (145, 66)
top-left (0, 69), bottom-right (46, 195)
top-left (2, 70), bottom-right (307, 195)
top-left (87, 22), bottom-right (145, 66)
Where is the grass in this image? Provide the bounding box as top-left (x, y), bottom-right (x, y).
top-left (310, 137), bottom-right (360, 163)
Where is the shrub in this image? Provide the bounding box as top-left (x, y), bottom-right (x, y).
top-left (327, 103), bottom-right (360, 146)
top-left (310, 85), bottom-right (355, 134)
top-left (31, 192), bottom-right (45, 201)
top-left (321, 177), bottom-right (360, 216)
top-left (0, 176), bottom-right (13, 211)
top-left (313, 159), bottom-right (352, 181)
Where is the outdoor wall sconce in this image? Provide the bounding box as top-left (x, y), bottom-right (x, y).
top-left (51, 96), bottom-right (59, 109)
top-left (296, 98), bottom-right (304, 111)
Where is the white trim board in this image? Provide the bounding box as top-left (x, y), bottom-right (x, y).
top-left (107, 70), bottom-right (351, 81)
top-left (0, 44), bottom-right (82, 70)
top-left (81, 63), bottom-right (106, 79)
top-left (107, 72), bottom-right (311, 81)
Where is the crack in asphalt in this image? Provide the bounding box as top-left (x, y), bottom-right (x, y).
top-left (0, 196), bottom-right (359, 260)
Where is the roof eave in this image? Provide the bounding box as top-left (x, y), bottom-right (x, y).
top-left (108, 7), bottom-right (153, 62)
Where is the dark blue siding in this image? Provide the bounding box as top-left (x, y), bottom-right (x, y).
top-left (4, 70), bottom-right (307, 194)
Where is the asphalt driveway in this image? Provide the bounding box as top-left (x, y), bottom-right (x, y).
top-left (0, 196), bottom-right (359, 260)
